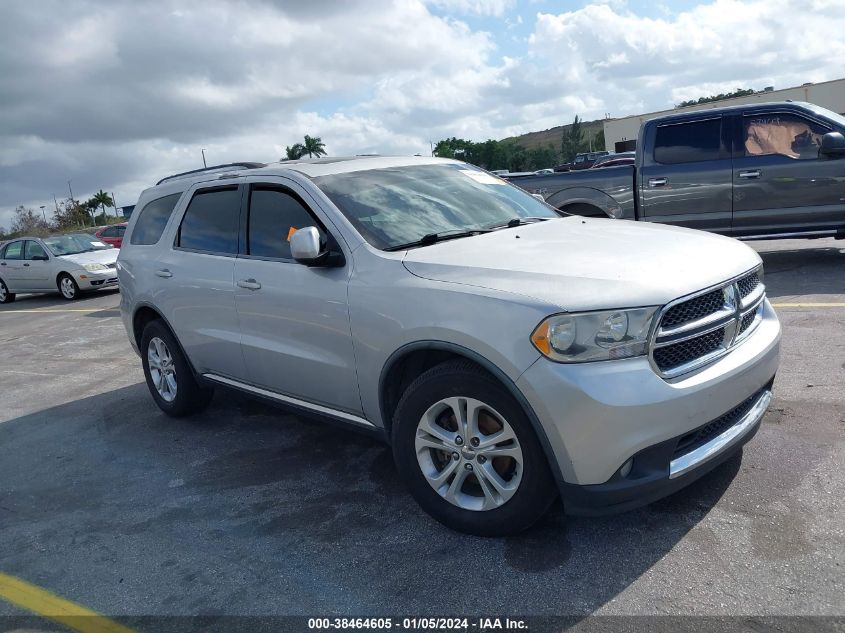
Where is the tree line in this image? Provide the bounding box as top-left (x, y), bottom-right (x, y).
top-left (0, 191), bottom-right (120, 241)
top-left (434, 116), bottom-right (604, 172)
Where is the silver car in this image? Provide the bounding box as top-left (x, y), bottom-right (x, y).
top-left (0, 233), bottom-right (119, 302)
top-left (118, 157), bottom-right (780, 536)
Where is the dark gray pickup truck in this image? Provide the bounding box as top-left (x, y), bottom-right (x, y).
top-left (509, 101), bottom-right (845, 239)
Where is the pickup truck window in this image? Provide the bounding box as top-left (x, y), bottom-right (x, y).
top-left (314, 163), bottom-right (559, 250)
top-left (744, 114), bottom-right (830, 160)
top-left (654, 118), bottom-right (721, 164)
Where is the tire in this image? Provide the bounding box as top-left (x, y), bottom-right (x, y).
top-left (140, 319), bottom-right (214, 417)
top-left (58, 274), bottom-right (80, 301)
top-left (0, 278), bottom-right (15, 304)
top-left (392, 359), bottom-right (557, 536)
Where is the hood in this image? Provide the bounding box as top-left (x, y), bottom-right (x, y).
top-left (402, 217), bottom-right (761, 311)
top-left (59, 248), bottom-right (119, 266)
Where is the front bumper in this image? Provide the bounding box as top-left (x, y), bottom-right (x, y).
top-left (73, 268), bottom-right (119, 290)
top-left (516, 299), bottom-right (780, 513)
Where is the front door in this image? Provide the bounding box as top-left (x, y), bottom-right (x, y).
top-left (233, 180), bottom-right (361, 415)
top-left (732, 110), bottom-right (845, 236)
top-left (22, 241), bottom-right (52, 289)
top-left (638, 116), bottom-right (734, 233)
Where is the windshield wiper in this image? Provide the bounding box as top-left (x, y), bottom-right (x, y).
top-left (384, 228), bottom-right (492, 252)
top-left (483, 216), bottom-right (552, 230)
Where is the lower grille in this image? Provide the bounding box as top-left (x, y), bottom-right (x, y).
top-left (673, 390), bottom-right (763, 459)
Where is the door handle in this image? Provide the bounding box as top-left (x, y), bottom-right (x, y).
top-left (155, 269), bottom-right (173, 278)
top-left (23, 263), bottom-right (30, 267)
top-left (0, 262), bottom-right (5, 266)
top-left (738, 170), bottom-right (761, 179)
top-left (648, 177), bottom-right (668, 188)
top-left (237, 278), bottom-right (262, 290)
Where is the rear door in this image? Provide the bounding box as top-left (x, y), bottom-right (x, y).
top-left (638, 116), bottom-right (733, 233)
top-left (22, 240), bottom-right (51, 289)
top-left (0, 241), bottom-right (25, 290)
top-left (151, 183), bottom-right (248, 380)
top-left (731, 109), bottom-right (845, 236)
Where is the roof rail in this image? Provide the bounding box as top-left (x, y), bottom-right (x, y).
top-left (156, 162), bottom-right (266, 186)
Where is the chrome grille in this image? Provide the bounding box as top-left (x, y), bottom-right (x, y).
top-left (650, 268), bottom-right (766, 378)
top-left (661, 289), bottom-right (724, 329)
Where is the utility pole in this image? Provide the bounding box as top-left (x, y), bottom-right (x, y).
top-left (39, 205), bottom-right (47, 225)
top-left (53, 194), bottom-right (60, 215)
top-left (201, 149), bottom-right (207, 168)
top-left (112, 192), bottom-right (119, 220)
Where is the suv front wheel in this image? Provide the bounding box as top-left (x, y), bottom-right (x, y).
top-left (141, 320), bottom-right (214, 417)
top-left (392, 360), bottom-right (556, 536)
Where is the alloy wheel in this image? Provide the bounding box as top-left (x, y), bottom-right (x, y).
top-left (147, 336), bottom-right (178, 403)
top-left (415, 396), bottom-right (524, 511)
top-left (60, 277), bottom-right (76, 299)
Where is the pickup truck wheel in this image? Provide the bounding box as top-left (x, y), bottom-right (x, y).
top-left (0, 278), bottom-right (15, 303)
top-left (141, 320), bottom-right (214, 417)
top-left (392, 360), bottom-right (556, 536)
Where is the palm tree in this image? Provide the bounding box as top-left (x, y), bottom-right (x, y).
top-left (92, 190), bottom-right (114, 219)
top-left (284, 143), bottom-right (305, 160)
top-left (302, 135), bottom-right (327, 158)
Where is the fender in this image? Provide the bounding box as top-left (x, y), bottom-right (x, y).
top-left (546, 186), bottom-right (633, 220)
top-left (378, 340), bottom-right (568, 490)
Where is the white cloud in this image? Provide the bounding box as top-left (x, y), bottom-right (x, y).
top-left (3, 0), bottom-right (845, 229)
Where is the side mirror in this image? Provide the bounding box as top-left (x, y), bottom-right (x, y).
top-left (290, 225), bottom-right (347, 267)
top-left (820, 132), bottom-right (845, 157)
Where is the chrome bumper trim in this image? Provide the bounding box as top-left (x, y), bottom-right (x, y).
top-left (669, 389), bottom-right (772, 479)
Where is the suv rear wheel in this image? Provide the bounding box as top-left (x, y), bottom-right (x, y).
top-left (392, 360), bottom-right (556, 536)
top-left (141, 320), bottom-right (214, 417)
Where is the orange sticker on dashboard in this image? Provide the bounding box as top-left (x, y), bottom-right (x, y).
top-left (287, 227), bottom-right (297, 241)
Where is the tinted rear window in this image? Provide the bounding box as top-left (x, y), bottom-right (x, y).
top-left (654, 118), bottom-right (722, 164)
top-left (177, 187), bottom-right (240, 254)
top-left (130, 193), bottom-right (182, 245)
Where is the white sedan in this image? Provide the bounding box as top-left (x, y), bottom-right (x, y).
top-left (0, 233), bottom-right (119, 302)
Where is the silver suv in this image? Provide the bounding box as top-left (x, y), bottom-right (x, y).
top-left (118, 157), bottom-right (780, 536)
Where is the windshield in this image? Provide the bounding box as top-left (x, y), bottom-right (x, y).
top-left (313, 163), bottom-right (560, 250)
top-left (43, 233), bottom-right (111, 256)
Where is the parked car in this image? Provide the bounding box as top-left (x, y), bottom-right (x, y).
top-left (591, 151), bottom-right (636, 168)
top-left (118, 157), bottom-right (780, 536)
top-left (508, 101), bottom-right (845, 239)
top-left (534, 168), bottom-right (554, 175)
top-left (95, 223), bottom-right (128, 248)
top-left (0, 233), bottom-right (119, 302)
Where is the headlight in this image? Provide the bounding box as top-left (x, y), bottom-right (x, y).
top-left (531, 307), bottom-right (658, 362)
top-left (83, 263), bottom-right (108, 272)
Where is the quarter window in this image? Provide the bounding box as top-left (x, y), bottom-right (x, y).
top-left (130, 193), bottom-right (182, 245)
top-left (744, 113), bottom-right (830, 160)
top-left (24, 241), bottom-right (48, 260)
top-left (654, 118), bottom-right (722, 164)
top-left (177, 187), bottom-right (240, 255)
top-left (248, 188), bottom-right (324, 260)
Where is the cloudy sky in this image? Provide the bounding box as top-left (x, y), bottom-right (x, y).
top-left (2, 0), bottom-right (844, 229)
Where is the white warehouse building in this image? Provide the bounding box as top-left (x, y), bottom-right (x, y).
top-left (603, 77), bottom-right (845, 152)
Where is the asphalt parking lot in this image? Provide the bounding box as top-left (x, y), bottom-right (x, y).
top-left (0, 239), bottom-right (843, 624)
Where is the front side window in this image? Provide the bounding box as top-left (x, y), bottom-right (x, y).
top-left (177, 187), bottom-right (240, 254)
top-left (248, 188), bottom-right (324, 259)
top-left (130, 193), bottom-right (182, 246)
top-left (744, 113), bottom-right (830, 160)
top-left (24, 241), bottom-right (48, 260)
top-left (313, 163), bottom-right (559, 250)
top-left (654, 118), bottom-right (722, 164)
top-left (2, 241), bottom-right (23, 260)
